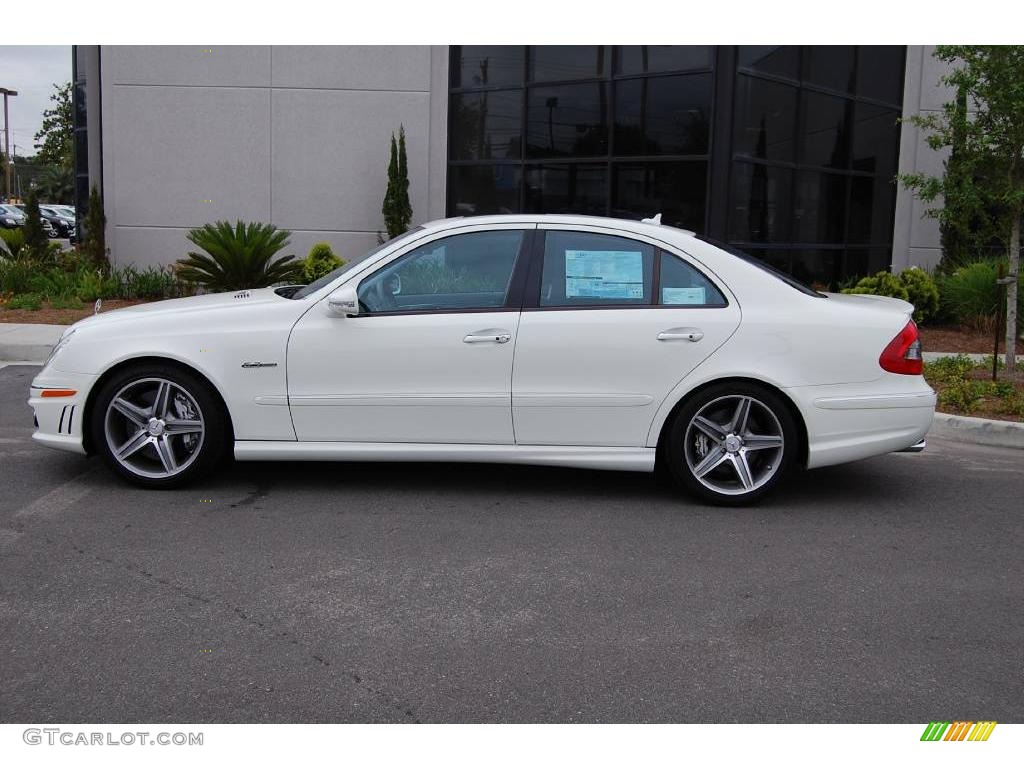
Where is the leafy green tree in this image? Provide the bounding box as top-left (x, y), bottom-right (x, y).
top-left (302, 241), bottom-right (345, 282)
top-left (21, 189), bottom-right (51, 261)
top-left (177, 221), bottom-right (303, 291)
top-left (82, 184), bottom-right (110, 272)
top-left (900, 46), bottom-right (1024, 372)
top-left (33, 82), bottom-right (74, 170)
top-left (35, 166), bottom-right (74, 203)
top-left (381, 125), bottom-right (412, 239)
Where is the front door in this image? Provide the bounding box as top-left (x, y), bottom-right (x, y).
top-left (287, 225), bottom-right (531, 444)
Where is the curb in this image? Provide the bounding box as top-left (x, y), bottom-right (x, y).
top-left (928, 412), bottom-right (1024, 449)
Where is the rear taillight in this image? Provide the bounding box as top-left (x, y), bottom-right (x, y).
top-left (879, 319), bottom-right (923, 375)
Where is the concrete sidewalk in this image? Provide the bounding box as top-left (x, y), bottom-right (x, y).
top-left (0, 323), bottom-right (65, 363)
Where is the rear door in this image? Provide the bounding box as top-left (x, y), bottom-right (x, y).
top-left (511, 225), bottom-right (741, 447)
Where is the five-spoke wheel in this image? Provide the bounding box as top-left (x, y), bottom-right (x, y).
top-left (666, 383), bottom-right (797, 505)
top-left (91, 365), bottom-right (229, 488)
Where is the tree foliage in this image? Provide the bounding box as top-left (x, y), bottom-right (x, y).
top-left (900, 46), bottom-right (1024, 371)
top-left (177, 221), bottom-right (303, 292)
top-left (33, 82), bottom-right (74, 170)
top-left (381, 125), bottom-right (412, 240)
top-left (21, 189), bottom-right (51, 260)
top-left (82, 184), bottom-right (110, 272)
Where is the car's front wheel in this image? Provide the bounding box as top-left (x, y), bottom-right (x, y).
top-left (665, 383), bottom-right (798, 506)
top-left (91, 364), bottom-right (230, 488)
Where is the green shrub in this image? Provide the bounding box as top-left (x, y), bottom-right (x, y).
top-left (176, 221), bottom-right (302, 292)
top-left (302, 242), bottom-right (345, 283)
top-left (114, 265), bottom-right (188, 300)
top-left (0, 228), bottom-right (26, 259)
top-left (21, 190), bottom-right (51, 262)
top-left (939, 380), bottom-right (982, 412)
top-left (939, 260), bottom-right (1024, 332)
top-left (0, 259), bottom-right (37, 295)
top-left (924, 354), bottom-right (975, 385)
top-left (897, 267), bottom-right (940, 324)
top-left (49, 293), bottom-right (84, 310)
top-left (5, 292), bottom-right (43, 310)
top-left (841, 267), bottom-right (940, 324)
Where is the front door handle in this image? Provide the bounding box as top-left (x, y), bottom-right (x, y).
top-left (464, 330), bottom-right (512, 344)
top-left (657, 328), bottom-right (704, 342)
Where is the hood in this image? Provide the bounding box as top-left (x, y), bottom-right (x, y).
top-left (71, 286), bottom-right (292, 331)
top-left (822, 292), bottom-right (914, 318)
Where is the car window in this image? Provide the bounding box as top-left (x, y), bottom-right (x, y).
top-left (539, 231), bottom-right (655, 307)
top-left (357, 229), bottom-right (524, 314)
top-left (659, 252), bottom-right (727, 306)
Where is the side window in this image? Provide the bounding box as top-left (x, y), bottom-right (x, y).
top-left (357, 230), bottom-right (524, 313)
top-left (539, 231), bottom-right (655, 307)
top-left (659, 252), bottom-right (727, 306)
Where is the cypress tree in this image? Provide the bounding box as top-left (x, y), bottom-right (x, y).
top-left (381, 126), bottom-right (413, 240)
top-left (83, 184), bottom-right (110, 272)
top-left (22, 188), bottom-right (50, 262)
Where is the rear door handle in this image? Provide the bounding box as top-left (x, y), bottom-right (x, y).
top-left (657, 328), bottom-right (704, 342)
top-left (464, 330), bottom-right (512, 344)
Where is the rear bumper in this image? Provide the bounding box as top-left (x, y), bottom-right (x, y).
top-left (788, 381), bottom-right (936, 469)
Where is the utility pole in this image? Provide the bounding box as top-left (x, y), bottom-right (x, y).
top-left (0, 87), bottom-right (18, 202)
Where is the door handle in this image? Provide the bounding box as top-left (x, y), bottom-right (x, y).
top-left (464, 331), bottom-right (512, 344)
top-left (657, 328), bottom-right (704, 342)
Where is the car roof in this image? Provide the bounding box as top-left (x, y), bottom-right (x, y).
top-left (420, 214), bottom-right (699, 244)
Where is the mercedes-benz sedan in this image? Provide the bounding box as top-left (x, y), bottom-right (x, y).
top-left (29, 215), bottom-right (935, 504)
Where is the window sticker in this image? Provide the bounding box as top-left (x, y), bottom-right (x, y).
top-left (662, 286), bottom-right (707, 305)
top-left (565, 250), bottom-right (644, 299)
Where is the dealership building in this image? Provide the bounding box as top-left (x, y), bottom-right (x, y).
top-left (72, 45), bottom-right (952, 288)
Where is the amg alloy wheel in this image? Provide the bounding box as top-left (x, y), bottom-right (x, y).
top-left (92, 365), bottom-right (230, 488)
top-left (666, 383), bottom-right (798, 505)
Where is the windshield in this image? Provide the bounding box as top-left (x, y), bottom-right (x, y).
top-left (698, 236), bottom-right (825, 298)
top-left (290, 228), bottom-right (425, 300)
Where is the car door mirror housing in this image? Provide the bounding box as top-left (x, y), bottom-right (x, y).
top-left (327, 284), bottom-right (360, 317)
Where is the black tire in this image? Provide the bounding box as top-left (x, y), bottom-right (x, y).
top-left (664, 382), bottom-right (799, 506)
top-left (90, 363), bottom-right (231, 489)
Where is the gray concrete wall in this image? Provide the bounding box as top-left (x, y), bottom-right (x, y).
top-left (100, 45), bottom-right (449, 268)
top-left (892, 45), bottom-right (955, 272)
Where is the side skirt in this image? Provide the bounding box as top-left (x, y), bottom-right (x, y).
top-left (234, 441), bottom-right (656, 473)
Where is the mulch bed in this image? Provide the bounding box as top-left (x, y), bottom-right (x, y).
top-left (920, 325), bottom-right (1022, 355)
top-left (0, 300), bottom-right (148, 325)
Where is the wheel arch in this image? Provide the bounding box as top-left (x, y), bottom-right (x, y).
top-left (654, 376), bottom-right (809, 470)
top-left (82, 356), bottom-right (235, 455)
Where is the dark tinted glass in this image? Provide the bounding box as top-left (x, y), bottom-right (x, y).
top-left (451, 46), bottom-right (523, 88)
top-left (612, 161), bottom-right (707, 231)
top-left (792, 171), bottom-right (847, 243)
top-left (847, 175), bottom-right (896, 245)
top-left (802, 46), bottom-right (856, 93)
top-left (659, 253), bottom-right (726, 306)
top-left (728, 162), bottom-right (792, 243)
top-left (799, 91), bottom-right (850, 169)
top-left (539, 230), bottom-right (655, 307)
top-left (737, 46), bottom-right (799, 79)
top-left (524, 164), bottom-right (607, 215)
top-left (73, 82), bottom-right (87, 126)
top-left (851, 103), bottom-right (899, 175)
top-left (359, 230), bottom-right (524, 313)
top-left (856, 46), bottom-right (905, 104)
top-left (449, 90), bottom-right (523, 160)
top-left (616, 46), bottom-right (711, 75)
top-left (790, 249), bottom-right (840, 291)
top-left (448, 165), bottom-right (521, 216)
top-left (74, 130), bottom-right (88, 171)
top-left (529, 46), bottom-right (609, 82)
top-left (614, 74), bottom-right (712, 156)
top-left (526, 84), bottom-right (608, 158)
top-left (733, 75), bottom-right (797, 162)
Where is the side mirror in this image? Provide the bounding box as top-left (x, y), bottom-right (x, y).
top-left (327, 284), bottom-right (360, 317)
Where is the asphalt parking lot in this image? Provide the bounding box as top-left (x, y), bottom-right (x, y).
top-left (0, 362), bottom-right (1021, 723)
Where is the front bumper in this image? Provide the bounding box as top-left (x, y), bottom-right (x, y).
top-left (28, 369), bottom-right (99, 455)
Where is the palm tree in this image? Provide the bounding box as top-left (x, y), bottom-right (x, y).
top-left (177, 221), bottom-right (303, 292)
top-left (35, 166), bottom-right (74, 203)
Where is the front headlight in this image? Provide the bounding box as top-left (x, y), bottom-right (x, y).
top-left (44, 328), bottom-right (76, 367)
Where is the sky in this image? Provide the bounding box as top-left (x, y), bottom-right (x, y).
top-left (0, 46), bottom-right (72, 158)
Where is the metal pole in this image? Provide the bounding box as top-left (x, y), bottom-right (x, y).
top-left (1, 88), bottom-right (17, 202)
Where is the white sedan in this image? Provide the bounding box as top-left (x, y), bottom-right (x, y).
top-left (28, 215), bottom-right (935, 504)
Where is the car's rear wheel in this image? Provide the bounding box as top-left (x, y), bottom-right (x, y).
top-left (91, 364), bottom-right (230, 488)
top-left (665, 382), bottom-right (798, 506)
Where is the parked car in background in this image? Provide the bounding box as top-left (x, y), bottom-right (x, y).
top-left (11, 205), bottom-right (57, 237)
top-left (0, 203), bottom-right (27, 229)
top-left (40, 205), bottom-right (76, 239)
top-left (28, 214), bottom-right (935, 504)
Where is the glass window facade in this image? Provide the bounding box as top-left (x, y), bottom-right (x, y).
top-left (448, 46), bottom-right (905, 287)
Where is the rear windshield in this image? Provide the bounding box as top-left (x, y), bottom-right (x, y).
top-left (698, 237), bottom-right (825, 297)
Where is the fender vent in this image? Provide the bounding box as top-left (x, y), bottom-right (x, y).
top-left (233, 290), bottom-right (251, 299)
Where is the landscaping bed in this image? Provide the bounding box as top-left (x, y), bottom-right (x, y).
top-left (0, 299), bottom-right (148, 325)
top-left (924, 355), bottom-right (1024, 422)
top-left (920, 325), bottom-right (1022, 355)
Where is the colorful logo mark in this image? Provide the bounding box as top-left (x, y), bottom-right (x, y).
top-left (921, 721), bottom-right (997, 742)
